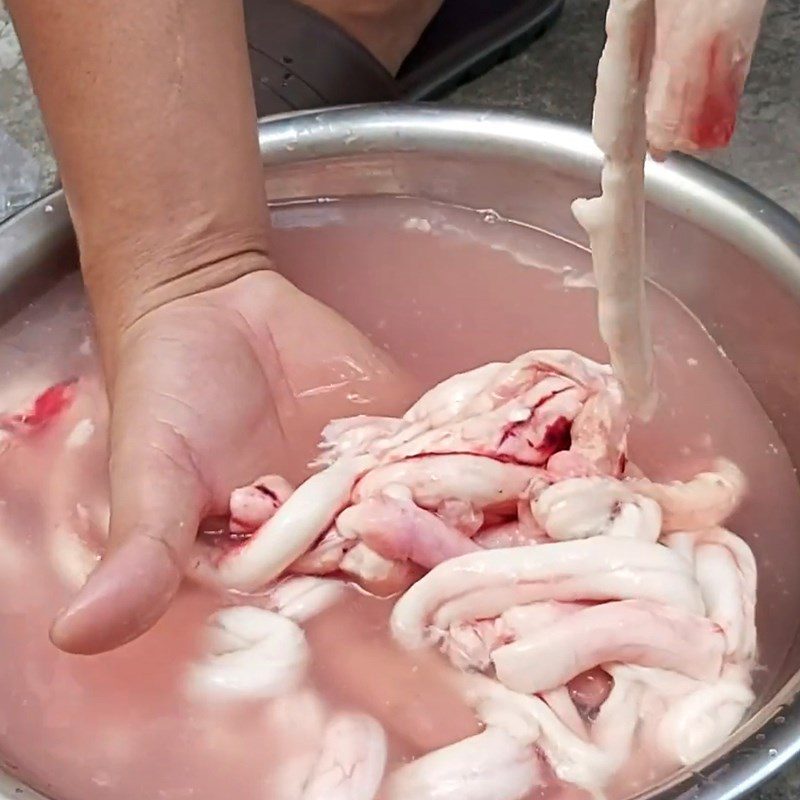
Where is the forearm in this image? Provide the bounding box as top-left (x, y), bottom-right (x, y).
top-left (7, 0), bottom-right (270, 348)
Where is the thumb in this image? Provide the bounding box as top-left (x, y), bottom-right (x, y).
top-left (50, 420), bottom-right (205, 654)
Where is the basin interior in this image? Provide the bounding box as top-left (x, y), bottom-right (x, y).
top-left (1, 139), bottom-right (799, 800)
top-left (263, 149), bottom-right (800, 709)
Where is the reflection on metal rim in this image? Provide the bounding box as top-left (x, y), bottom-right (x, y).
top-left (257, 104), bottom-right (800, 300)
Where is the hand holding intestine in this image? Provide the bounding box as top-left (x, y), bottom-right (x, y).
top-left (42, 270), bottom-right (415, 655)
top-left (573, 0), bottom-right (766, 419)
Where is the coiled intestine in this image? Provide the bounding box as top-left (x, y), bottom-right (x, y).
top-left (25, 347), bottom-right (755, 799)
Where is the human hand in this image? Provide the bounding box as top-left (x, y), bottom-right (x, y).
top-left (51, 267), bottom-right (418, 654)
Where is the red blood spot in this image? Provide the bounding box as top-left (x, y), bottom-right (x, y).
top-left (0, 379), bottom-right (77, 436)
top-left (690, 35), bottom-right (743, 149)
top-left (497, 387), bottom-right (575, 464)
top-left (540, 416), bottom-right (572, 456)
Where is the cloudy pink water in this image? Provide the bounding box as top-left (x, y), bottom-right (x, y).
top-left (0, 196), bottom-right (797, 800)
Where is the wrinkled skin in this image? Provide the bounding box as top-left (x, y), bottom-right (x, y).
top-left (50, 272), bottom-right (417, 654)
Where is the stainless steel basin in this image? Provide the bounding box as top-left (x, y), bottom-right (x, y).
top-left (0, 104), bottom-right (798, 800)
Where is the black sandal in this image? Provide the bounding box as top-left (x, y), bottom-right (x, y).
top-left (244, 0), bottom-right (564, 117)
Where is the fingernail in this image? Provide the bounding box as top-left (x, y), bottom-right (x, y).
top-left (50, 536), bottom-right (182, 655)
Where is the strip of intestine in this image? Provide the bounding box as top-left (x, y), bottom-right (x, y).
top-left (184, 606), bottom-right (310, 702)
top-left (573, 0), bottom-right (766, 418)
top-left (298, 712), bottom-right (388, 800)
top-left (531, 476), bottom-right (662, 541)
top-left (390, 538), bottom-right (708, 648)
top-left (264, 692), bottom-right (388, 800)
top-left (251, 575), bottom-right (347, 624)
top-left (384, 727), bottom-right (542, 800)
top-left (572, 0), bottom-right (658, 419)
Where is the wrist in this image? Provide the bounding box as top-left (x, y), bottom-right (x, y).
top-left (83, 232), bottom-right (274, 367)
